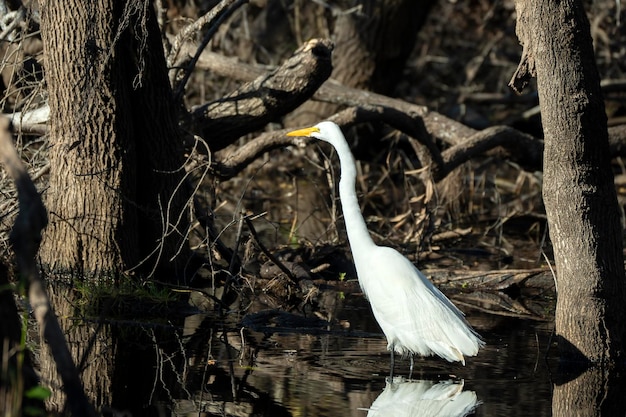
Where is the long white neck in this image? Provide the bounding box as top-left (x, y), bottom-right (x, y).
top-left (332, 139), bottom-right (377, 254)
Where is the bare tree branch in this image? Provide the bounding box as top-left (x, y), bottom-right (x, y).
top-left (188, 38), bottom-right (334, 151)
top-left (210, 106), bottom-right (544, 181)
top-left (187, 48), bottom-right (482, 147)
top-left (170, 0), bottom-right (249, 99)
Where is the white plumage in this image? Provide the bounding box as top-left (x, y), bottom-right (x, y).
top-left (287, 121), bottom-right (484, 366)
top-left (367, 378), bottom-right (479, 417)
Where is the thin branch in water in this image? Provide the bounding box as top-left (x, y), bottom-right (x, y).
top-left (0, 117), bottom-right (96, 417)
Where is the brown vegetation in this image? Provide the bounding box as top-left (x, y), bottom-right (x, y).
top-left (2, 0), bottom-right (626, 413)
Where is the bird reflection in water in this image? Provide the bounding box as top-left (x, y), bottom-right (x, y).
top-left (366, 378), bottom-right (479, 417)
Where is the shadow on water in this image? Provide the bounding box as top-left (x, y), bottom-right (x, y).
top-left (54, 284), bottom-right (626, 417)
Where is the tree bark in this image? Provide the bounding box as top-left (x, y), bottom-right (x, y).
top-left (39, 0), bottom-right (128, 276)
top-left (511, 0), bottom-right (626, 363)
top-left (38, 0), bottom-right (189, 279)
top-left (552, 367), bottom-right (626, 416)
top-left (286, 0), bottom-right (433, 126)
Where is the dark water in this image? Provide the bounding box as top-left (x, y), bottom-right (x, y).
top-left (234, 324), bottom-right (555, 417)
top-left (48, 271), bottom-right (626, 417)
top-left (224, 296), bottom-right (556, 417)
top-left (87, 291), bottom-right (559, 417)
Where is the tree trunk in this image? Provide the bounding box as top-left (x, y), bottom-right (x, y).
top-left (511, 0), bottom-right (626, 363)
top-left (38, 0), bottom-right (189, 279)
top-left (38, 1), bottom-right (189, 411)
top-left (285, 0), bottom-right (433, 126)
top-left (552, 367), bottom-right (626, 416)
top-left (331, 0), bottom-right (432, 95)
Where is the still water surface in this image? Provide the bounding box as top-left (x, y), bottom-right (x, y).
top-left (47, 283), bottom-right (564, 416)
top-left (242, 307), bottom-right (553, 416)
top-left (166, 293), bottom-right (556, 417)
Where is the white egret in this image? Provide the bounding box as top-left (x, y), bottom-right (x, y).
top-left (287, 121), bottom-right (484, 373)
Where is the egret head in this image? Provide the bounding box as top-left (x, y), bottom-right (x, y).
top-left (286, 121), bottom-right (344, 147)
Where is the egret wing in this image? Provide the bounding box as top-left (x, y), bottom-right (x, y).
top-left (355, 246), bottom-right (483, 362)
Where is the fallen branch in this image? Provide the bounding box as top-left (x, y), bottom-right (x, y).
top-left (209, 106), bottom-right (543, 180)
top-left (426, 268), bottom-right (552, 290)
top-left (188, 38), bottom-right (334, 151)
top-left (194, 47), bottom-right (626, 176)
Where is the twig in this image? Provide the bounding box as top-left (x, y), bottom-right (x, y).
top-left (243, 216), bottom-right (299, 285)
top-left (229, 209), bottom-right (246, 276)
top-left (172, 0), bottom-right (249, 102)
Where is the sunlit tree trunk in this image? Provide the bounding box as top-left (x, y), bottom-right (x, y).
top-left (38, 0), bottom-right (189, 280)
top-left (38, 0), bottom-right (189, 411)
top-left (512, 0), bottom-right (626, 363)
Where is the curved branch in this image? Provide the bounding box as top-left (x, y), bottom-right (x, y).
top-left (189, 38), bottom-right (334, 151)
top-left (210, 106), bottom-right (440, 180)
top-left (192, 48), bottom-right (478, 147)
top-left (210, 130), bottom-right (306, 179)
top-left (437, 125), bottom-right (543, 181)
top-left (211, 107), bottom-right (544, 181)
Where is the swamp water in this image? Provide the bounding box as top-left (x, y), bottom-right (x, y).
top-left (42, 289), bottom-right (572, 417)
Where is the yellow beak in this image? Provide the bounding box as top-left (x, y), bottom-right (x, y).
top-left (286, 126), bottom-right (320, 137)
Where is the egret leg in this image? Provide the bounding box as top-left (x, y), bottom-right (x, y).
top-left (389, 346), bottom-right (395, 379)
top-left (408, 355), bottom-right (414, 380)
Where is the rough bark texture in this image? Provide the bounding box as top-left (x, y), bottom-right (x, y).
top-left (512, 0), bottom-right (626, 363)
top-left (38, 0), bottom-right (131, 276)
top-left (37, 1), bottom-right (191, 409)
top-left (38, 0), bottom-right (189, 278)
